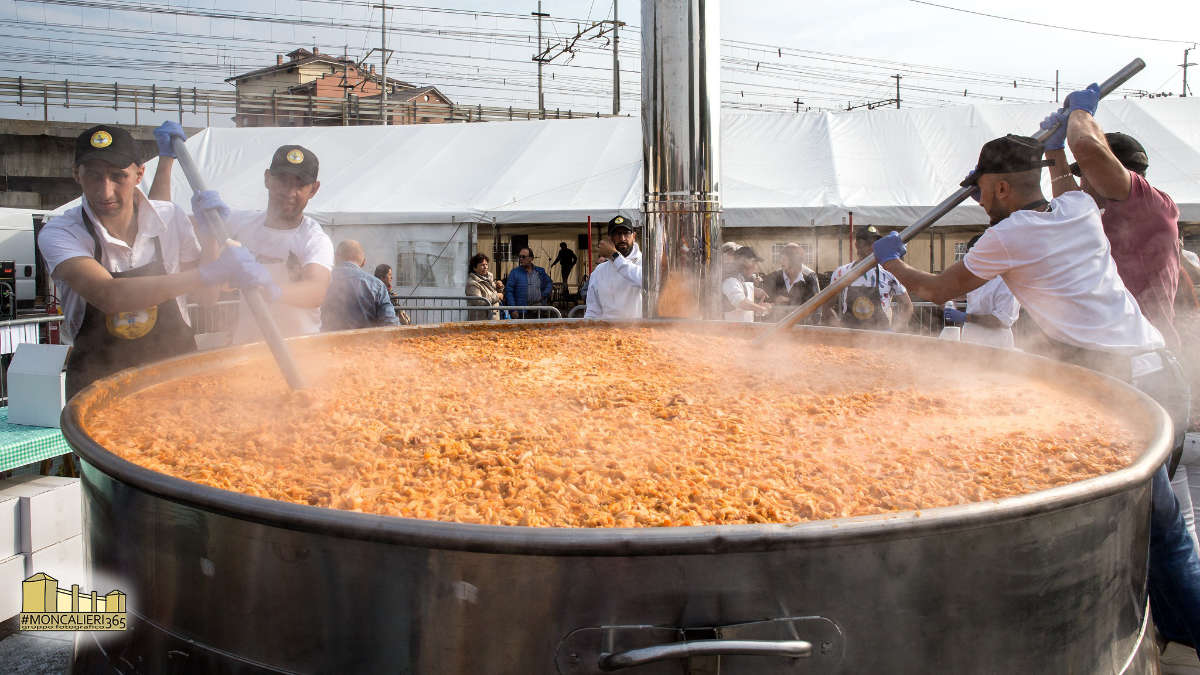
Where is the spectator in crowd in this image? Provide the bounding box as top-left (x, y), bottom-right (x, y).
top-left (1043, 107), bottom-right (1182, 350)
top-left (829, 229), bottom-right (913, 331)
top-left (550, 242), bottom-right (578, 291)
top-left (722, 246), bottom-right (771, 322)
top-left (872, 125), bottom-right (1200, 653)
top-left (942, 235), bottom-right (1021, 349)
top-left (374, 264), bottom-right (398, 302)
top-left (465, 253), bottom-right (503, 320)
top-left (154, 143), bottom-right (334, 344)
top-left (504, 246), bottom-right (553, 318)
top-left (585, 216), bottom-right (643, 319)
top-left (320, 240), bottom-right (398, 331)
top-left (763, 242), bottom-right (821, 324)
top-left (1182, 240), bottom-right (1200, 284)
top-left (370, 263), bottom-right (410, 325)
top-left (41, 122), bottom-right (269, 397)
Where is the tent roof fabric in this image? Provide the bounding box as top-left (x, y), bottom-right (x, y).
top-left (142, 98), bottom-right (1200, 228)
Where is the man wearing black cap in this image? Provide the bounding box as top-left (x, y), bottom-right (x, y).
top-left (584, 215), bottom-right (643, 319)
top-left (160, 143), bottom-right (335, 343)
top-left (872, 130), bottom-right (1200, 655)
top-left (721, 246), bottom-right (771, 322)
top-left (38, 124), bottom-right (270, 396)
top-left (828, 227), bottom-right (912, 331)
top-left (1041, 88), bottom-right (1183, 352)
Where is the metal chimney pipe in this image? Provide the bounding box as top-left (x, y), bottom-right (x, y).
top-left (641, 0), bottom-right (721, 319)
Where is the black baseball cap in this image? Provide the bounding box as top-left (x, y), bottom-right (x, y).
top-left (269, 145), bottom-right (319, 183)
top-left (854, 225), bottom-right (881, 243)
top-left (733, 245), bottom-right (763, 261)
top-left (74, 124), bottom-right (141, 168)
top-left (607, 215), bottom-right (634, 234)
top-left (1069, 132), bottom-right (1149, 177)
top-left (960, 135), bottom-right (1054, 187)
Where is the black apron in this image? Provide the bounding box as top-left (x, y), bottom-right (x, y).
top-left (64, 210), bottom-right (196, 398)
top-left (841, 265), bottom-right (891, 330)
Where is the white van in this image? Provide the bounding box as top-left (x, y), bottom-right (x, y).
top-left (0, 207), bottom-right (44, 305)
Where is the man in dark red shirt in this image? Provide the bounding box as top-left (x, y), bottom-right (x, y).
top-left (1043, 109), bottom-right (1181, 349)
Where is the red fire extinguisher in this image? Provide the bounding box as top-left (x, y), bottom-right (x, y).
top-left (47, 295), bottom-right (61, 344)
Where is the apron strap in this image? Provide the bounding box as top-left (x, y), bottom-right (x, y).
top-left (80, 205), bottom-right (164, 268)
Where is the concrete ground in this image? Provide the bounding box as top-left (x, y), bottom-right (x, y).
top-left (0, 617), bottom-right (71, 674)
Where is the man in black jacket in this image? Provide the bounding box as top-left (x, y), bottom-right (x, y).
top-left (763, 242), bottom-right (822, 323)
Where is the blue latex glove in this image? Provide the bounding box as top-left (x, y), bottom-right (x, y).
top-left (153, 120), bottom-right (186, 158)
top-left (198, 246), bottom-right (280, 301)
top-left (1064, 83), bottom-right (1100, 117)
top-left (962, 169), bottom-right (981, 202)
top-left (1039, 110), bottom-right (1069, 151)
top-left (872, 231), bottom-right (906, 263)
top-left (944, 307), bottom-right (967, 325)
top-left (190, 190), bottom-right (230, 238)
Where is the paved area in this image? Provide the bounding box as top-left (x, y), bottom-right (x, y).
top-left (0, 617), bottom-right (71, 674)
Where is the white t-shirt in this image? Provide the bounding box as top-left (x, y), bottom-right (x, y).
top-left (40, 190), bottom-right (201, 343)
top-left (583, 243), bottom-right (643, 319)
top-left (963, 190), bottom-right (1163, 353)
top-left (965, 276), bottom-right (1020, 327)
top-left (829, 263), bottom-right (907, 320)
top-left (721, 275), bottom-right (757, 322)
top-left (223, 210), bottom-right (334, 343)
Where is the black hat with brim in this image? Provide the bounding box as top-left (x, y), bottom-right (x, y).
top-left (269, 145), bottom-right (320, 184)
top-left (607, 215), bottom-right (634, 234)
top-left (74, 125), bottom-right (141, 168)
top-left (960, 134), bottom-right (1055, 187)
top-left (1069, 133), bottom-right (1149, 178)
top-left (734, 246), bottom-right (763, 261)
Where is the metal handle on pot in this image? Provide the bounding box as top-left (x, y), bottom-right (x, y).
top-left (598, 638), bottom-right (812, 670)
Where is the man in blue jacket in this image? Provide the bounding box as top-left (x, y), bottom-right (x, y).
top-left (504, 246), bottom-right (553, 318)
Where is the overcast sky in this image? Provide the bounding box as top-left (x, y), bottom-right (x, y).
top-left (0, 0), bottom-right (1195, 124)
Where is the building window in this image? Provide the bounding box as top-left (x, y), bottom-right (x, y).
top-left (770, 243), bottom-right (816, 269)
top-left (493, 241), bottom-right (512, 263)
top-left (953, 242), bottom-right (969, 262)
top-left (396, 240), bottom-right (465, 289)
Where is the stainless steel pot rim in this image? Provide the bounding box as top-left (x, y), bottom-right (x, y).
top-left (60, 320), bottom-right (1174, 557)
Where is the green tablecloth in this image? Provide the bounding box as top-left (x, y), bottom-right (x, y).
top-left (0, 407), bottom-right (71, 473)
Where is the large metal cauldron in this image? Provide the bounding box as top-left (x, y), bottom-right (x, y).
top-left (63, 321), bottom-right (1170, 674)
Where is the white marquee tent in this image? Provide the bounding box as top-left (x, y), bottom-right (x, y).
top-left (131, 97), bottom-right (1200, 291)
top-left (147, 96), bottom-right (1200, 228)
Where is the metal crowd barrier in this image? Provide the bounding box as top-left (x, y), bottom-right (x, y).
top-left (567, 305), bottom-right (587, 318)
top-left (187, 299), bottom-right (242, 336)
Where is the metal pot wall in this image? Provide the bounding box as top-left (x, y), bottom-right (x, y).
top-left (62, 322), bottom-right (1171, 674)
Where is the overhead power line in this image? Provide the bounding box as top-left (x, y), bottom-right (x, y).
top-left (909, 1), bottom-right (1199, 45)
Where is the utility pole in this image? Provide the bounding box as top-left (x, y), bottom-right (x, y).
top-left (1055, 69), bottom-right (1059, 102)
top-left (794, 98), bottom-right (803, 113)
top-left (892, 74), bottom-right (902, 109)
top-left (1183, 46), bottom-right (1196, 98)
top-left (614, 0), bottom-right (624, 114)
top-left (372, 1), bottom-right (396, 125)
top-left (532, 1), bottom-right (549, 116)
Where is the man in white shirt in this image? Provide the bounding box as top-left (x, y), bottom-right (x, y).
top-left (872, 130), bottom-right (1200, 652)
top-left (584, 216), bottom-right (642, 320)
top-left (829, 229), bottom-right (912, 331)
top-left (159, 144), bottom-right (335, 343)
top-left (39, 124), bottom-right (269, 396)
top-left (721, 246), bottom-right (771, 322)
top-left (942, 235), bottom-right (1020, 349)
